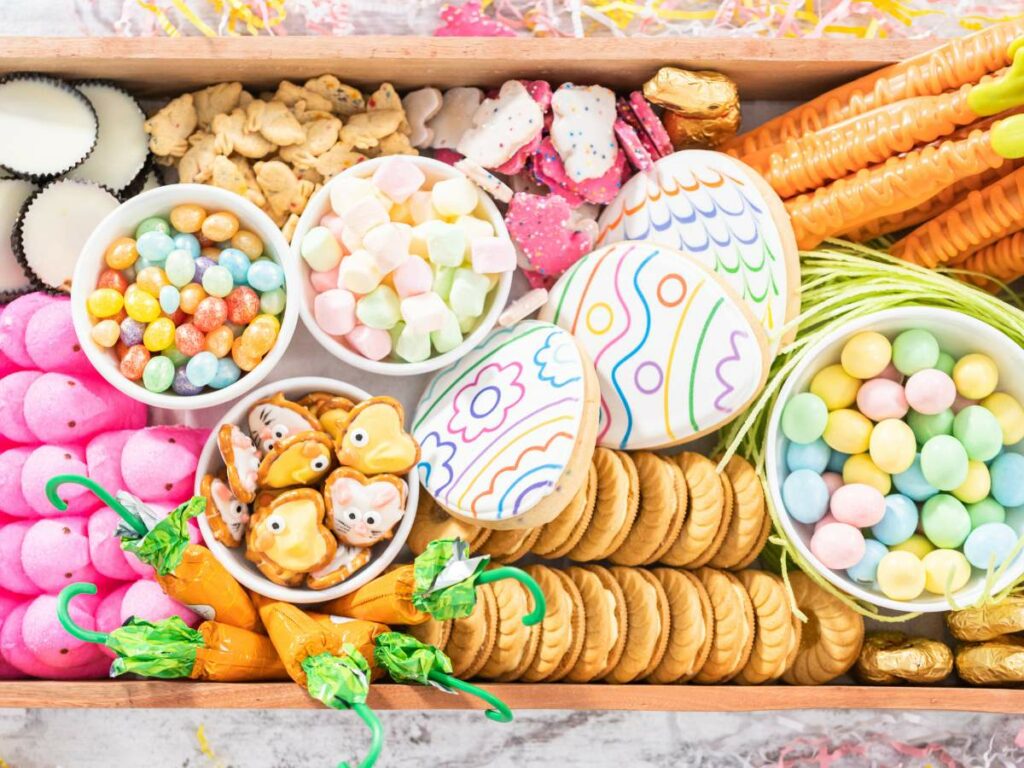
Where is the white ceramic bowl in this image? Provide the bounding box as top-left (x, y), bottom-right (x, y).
top-left (195, 376), bottom-right (419, 603)
top-left (290, 156), bottom-right (513, 376)
top-left (767, 306), bottom-right (1024, 612)
top-left (72, 183), bottom-right (299, 410)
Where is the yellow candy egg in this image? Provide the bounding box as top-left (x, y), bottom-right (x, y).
top-left (179, 283), bottom-right (207, 314)
top-left (842, 453), bottom-right (892, 495)
top-left (169, 204), bottom-right (206, 234)
top-left (810, 364), bottom-right (861, 411)
top-left (876, 550), bottom-right (926, 601)
top-left (822, 408), bottom-right (873, 455)
top-left (980, 392), bottom-right (1024, 445)
top-left (230, 230), bottom-right (263, 260)
top-left (90, 319), bottom-right (120, 348)
top-left (952, 459), bottom-right (991, 504)
top-left (86, 288), bottom-right (124, 319)
top-left (891, 534), bottom-right (935, 559)
top-left (205, 325), bottom-right (235, 358)
top-left (143, 317), bottom-right (176, 352)
top-left (104, 236), bottom-right (139, 270)
top-left (952, 353), bottom-right (998, 400)
top-left (922, 549), bottom-right (971, 595)
top-left (840, 331), bottom-right (891, 379)
top-left (201, 211), bottom-right (240, 242)
top-left (123, 285), bottom-right (161, 323)
top-left (868, 418), bottom-right (916, 474)
top-left (136, 266), bottom-right (170, 298)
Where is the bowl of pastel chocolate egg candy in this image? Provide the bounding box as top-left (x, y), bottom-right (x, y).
top-left (73, 184), bottom-right (298, 409)
top-left (292, 156), bottom-right (515, 375)
top-left (767, 307), bottom-right (1024, 612)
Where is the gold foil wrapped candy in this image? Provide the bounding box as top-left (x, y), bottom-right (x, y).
top-left (956, 638), bottom-right (1024, 686)
top-left (947, 595), bottom-right (1024, 641)
top-left (643, 67), bottom-right (741, 149)
top-left (854, 632), bottom-right (953, 685)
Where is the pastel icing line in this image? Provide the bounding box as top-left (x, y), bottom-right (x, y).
top-left (413, 320), bottom-right (587, 522)
top-left (540, 242), bottom-right (768, 450)
top-left (595, 150), bottom-right (796, 348)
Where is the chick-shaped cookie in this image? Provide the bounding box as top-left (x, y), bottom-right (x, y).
top-left (306, 543), bottom-right (372, 590)
top-left (334, 396), bottom-right (420, 476)
top-left (257, 431), bottom-right (334, 489)
top-left (323, 467), bottom-right (407, 548)
top-left (217, 423), bottom-right (261, 504)
top-left (200, 473), bottom-right (251, 548)
top-left (303, 75), bottom-right (365, 116)
top-left (246, 488), bottom-right (337, 586)
top-left (144, 93), bottom-right (198, 159)
top-left (308, 396), bottom-right (355, 444)
top-left (274, 81), bottom-right (335, 114)
top-left (278, 117), bottom-right (342, 169)
top-left (247, 392), bottom-right (321, 455)
top-left (254, 160), bottom-right (316, 222)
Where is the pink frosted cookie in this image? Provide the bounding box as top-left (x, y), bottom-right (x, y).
top-left (492, 80), bottom-right (553, 176)
top-left (505, 192), bottom-right (595, 286)
top-left (0, 521), bottom-right (40, 595)
top-left (120, 580), bottom-right (199, 627)
top-left (120, 426), bottom-right (207, 501)
top-left (0, 370), bottom-right (42, 443)
top-left (85, 429), bottom-right (135, 494)
top-left (0, 447), bottom-right (36, 517)
top-left (533, 138), bottom-right (626, 206)
top-left (457, 80), bottom-right (545, 170)
top-left (0, 603), bottom-right (108, 679)
top-left (22, 593), bottom-right (103, 668)
top-left (625, 92), bottom-right (674, 158)
top-left (23, 444), bottom-right (100, 516)
top-left (0, 293), bottom-right (58, 369)
top-left (20, 516), bottom-right (102, 593)
top-left (434, 1), bottom-right (516, 37)
top-left (22, 372), bottom-right (146, 443)
top-left (453, 158), bottom-right (513, 203)
top-left (88, 507), bottom-right (139, 581)
top-left (24, 299), bottom-right (93, 375)
top-left (614, 119), bottom-right (654, 171)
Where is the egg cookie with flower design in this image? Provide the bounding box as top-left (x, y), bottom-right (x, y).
top-left (246, 488), bottom-right (337, 586)
top-left (323, 467), bottom-right (408, 547)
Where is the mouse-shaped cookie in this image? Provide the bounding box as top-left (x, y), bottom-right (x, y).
top-left (333, 396), bottom-right (420, 476)
top-left (200, 473), bottom-right (251, 548)
top-left (306, 543), bottom-right (372, 590)
top-left (245, 488), bottom-right (337, 586)
top-left (257, 431), bottom-right (334, 489)
top-left (322, 467), bottom-right (407, 548)
top-left (247, 392), bottom-right (321, 455)
top-left (217, 423), bottom-right (261, 504)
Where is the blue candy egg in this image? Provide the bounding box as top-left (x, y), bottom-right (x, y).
top-left (246, 259), bottom-right (284, 292)
top-left (892, 454), bottom-right (939, 502)
top-left (990, 452), bottom-right (1024, 507)
top-left (208, 357), bottom-right (242, 389)
top-left (871, 494), bottom-right (919, 545)
top-left (782, 469), bottom-right (830, 524)
top-left (1006, 505), bottom-right (1024, 537)
top-left (159, 285), bottom-right (180, 315)
top-left (847, 538), bottom-right (888, 583)
top-left (826, 450), bottom-right (849, 474)
top-left (136, 230), bottom-right (175, 263)
top-left (173, 232), bottom-right (201, 259)
top-left (218, 248), bottom-right (251, 285)
top-left (171, 366), bottom-right (204, 395)
top-left (786, 438), bottom-right (831, 474)
top-left (185, 351), bottom-right (218, 388)
top-left (963, 522), bottom-right (1017, 570)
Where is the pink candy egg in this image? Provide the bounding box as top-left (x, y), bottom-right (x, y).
top-left (952, 393), bottom-right (977, 414)
top-left (810, 522), bottom-right (866, 569)
top-left (904, 369), bottom-right (956, 415)
top-left (830, 482), bottom-right (886, 527)
top-left (822, 472), bottom-right (844, 498)
top-left (855, 378), bottom-right (908, 421)
top-left (876, 363), bottom-right (903, 383)
top-left (814, 513), bottom-right (839, 532)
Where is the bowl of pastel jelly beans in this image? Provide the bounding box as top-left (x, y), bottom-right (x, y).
top-left (291, 156), bottom-right (515, 375)
top-left (72, 184), bottom-right (298, 409)
top-left (767, 306), bottom-right (1024, 612)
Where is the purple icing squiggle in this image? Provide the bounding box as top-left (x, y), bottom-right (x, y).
top-left (713, 330), bottom-right (747, 413)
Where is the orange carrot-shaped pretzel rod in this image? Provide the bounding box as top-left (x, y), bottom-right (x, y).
top-left (960, 230), bottom-right (1024, 289)
top-left (724, 21), bottom-right (1024, 158)
top-left (743, 52), bottom-right (1024, 199)
top-left (785, 114), bottom-right (1024, 250)
top-left (889, 164), bottom-right (1024, 268)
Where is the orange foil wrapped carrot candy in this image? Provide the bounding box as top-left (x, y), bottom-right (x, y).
top-left (961, 231), bottom-right (1024, 290)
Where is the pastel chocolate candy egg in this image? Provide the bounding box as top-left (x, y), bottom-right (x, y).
top-left (855, 378), bottom-right (908, 422)
top-left (952, 459), bottom-right (991, 504)
top-left (953, 353), bottom-right (998, 400)
top-left (822, 408), bottom-right (873, 455)
top-left (906, 408), bottom-right (953, 444)
top-left (967, 497), bottom-right (1006, 529)
top-left (300, 226), bottom-right (344, 272)
top-left (872, 494), bottom-right (919, 546)
top-left (814, 513), bottom-right (839, 532)
top-left (952, 405), bottom-right (1004, 462)
top-left (810, 522), bottom-right (865, 570)
top-left (980, 393), bottom-right (1024, 445)
top-left (786, 438), bottom-right (830, 473)
top-left (868, 418), bottom-right (916, 475)
top-left (990, 452), bottom-right (1024, 507)
top-left (904, 369), bottom-right (956, 415)
top-left (891, 534), bottom-right (935, 559)
top-left (840, 331), bottom-right (891, 379)
top-left (921, 493), bottom-right (971, 548)
top-left (830, 482), bottom-right (886, 527)
top-left (963, 522), bottom-right (1017, 570)
top-left (876, 551), bottom-right (926, 601)
top-left (1007, 504), bottom-right (1024, 536)
top-left (781, 392), bottom-right (828, 444)
top-left (782, 469), bottom-right (830, 524)
top-left (822, 472), bottom-right (844, 497)
top-left (876, 363), bottom-right (902, 383)
top-left (842, 453), bottom-right (891, 495)
top-left (922, 549), bottom-right (971, 595)
top-left (920, 435), bottom-right (968, 491)
top-left (847, 538), bottom-right (888, 583)
top-left (891, 329), bottom-right (939, 376)
top-left (810, 364), bottom-right (861, 410)
top-left (826, 450), bottom-right (849, 473)
top-left (935, 352), bottom-right (955, 376)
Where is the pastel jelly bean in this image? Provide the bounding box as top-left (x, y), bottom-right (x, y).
top-left (822, 408), bottom-right (873, 455)
top-left (357, 286), bottom-right (402, 330)
top-left (339, 250), bottom-right (383, 294)
top-left (786, 438), bottom-right (831, 474)
top-left (847, 539), bottom-right (888, 583)
top-left (162, 344), bottom-right (188, 367)
top-left (123, 285), bottom-right (160, 323)
top-left (952, 460), bottom-right (991, 504)
top-left (431, 309), bottom-right (464, 354)
top-left (920, 435), bottom-right (968, 491)
top-left (135, 216), bottom-right (171, 238)
top-left (842, 453), bottom-right (891, 495)
top-left (247, 259), bottom-right (284, 292)
top-left (783, 469), bottom-right (830, 524)
top-left (179, 283), bottom-right (206, 314)
top-left (953, 405), bottom-right (1003, 462)
top-left (201, 211), bottom-right (240, 242)
top-left (401, 292), bottom-right (448, 334)
top-left (205, 325), bottom-right (234, 358)
top-left (953, 353), bottom-right (998, 400)
top-left (876, 551), bottom-right (926, 601)
top-left (431, 176), bottom-right (478, 218)
top-left (218, 248), bottom-right (252, 286)
top-left (169, 204), bottom-right (205, 233)
top-left (980, 393), bottom-right (1024, 445)
top-left (810, 364), bottom-right (861, 410)
top-left (314, 289), bottom-right (357, 336)
top-left (90, 319), bottom-right (120, 348)
top-left (165, 249), bottom-right (197, 287)
top-left (922, 549), bottom-right (971, 595)
top-left (363, 222), bottom-right (412, 274)
top-left (225, 286), bottom-right (260, 326)
top-left (967, 497), bottom-right (1006, 528)
top-left (471, 236), bottom-right (516, 274)
top-left (826, 451), bottom-right (849, 473)
top-left (964, 522), bottom-right (1017, 570)
top-left (782, 393), bottom-right (829, 445)
top-left (935, 352), bottom-right (955, 376)
top-left (904, 369), bottom-right (956, 415)
top-left (891, 534), bottom-right (935, 559)
top-left (191, 297), bottom-right (227, 333)
top-left (209, 357), bottom-right (241, 389)
top-left (921, 494), bottom-right (971, 548)
top-left (394, 256), bottom-right (434, 298)
top-left (193, 256), bottom-right (217, 284)
top-left (142, 355), bottom-right (174, 392)
top-left (872, 494), bottom-right (919, 545)
top-left (868, 418), bottom-right (916, 474)
top-left (906, 408), bottom-right (953, 444)
top-left (855, 378), bottom-right (907, 421)
top-left (202, 265), bottom-right (234, 298)
top-left (105, 236), bottom-right (139, 271)
top-left (810, 522), bottom-right (865, 570)
top-left (301, 226), bottom-right (344, 272)
top-left (891, 329), bottom-right (939, 376)
top-left (175, 323), bottom-right (206, 357)
top-left (173, 232), bottom-right (201, 260)
top-left (97, 268), bottom-right (129, 295)
top-left (372, 157), bottom-right (426, 203)
top-left (830, 483), bottom-right (886, 527)
top-left (990, 452), bottom-right (1024, 507)
top-left (119, 317), bottom-right (145, 347)
top-left (87, 288), bottom-right (124, 319)
top-left (159, 285), bottom-right (180, 315)
top-left (346, 325), bottom-right (392, 361)
top-left (185, 351), bottom-right (218, 387)
top-left (231, 230), bottom-right (263, 259)
top-left (142, 317), bottom-right (175, 352)
top-left (840, 331), bottom-right (891, 379)
top-left (136, 266), bottom-right (170, 298)
top-left (172, 366), bottom-right (203, 396)
top-left (260, 288), bottom-right (286, 316)
top-left (136, 230), bottom-right (175, 263)
top-left (395, 325), bottom-right (430, 363)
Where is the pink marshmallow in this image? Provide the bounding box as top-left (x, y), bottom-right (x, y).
top-left (22, 372), bottom-right (135, 444)
top-left (310, 266), bottom-right (341, 293)
top-left (21, 516), bottom-right (102, 593)
top-left (24, 299), bottom-right (93, 375)
top-left (96, 584), bottom-right (130, 634)
top-left (22, 593), bottom-right (103, 668)
top-left (340, 196), bottom-right (390, 241)
top-left (0, 370), bottom-right (43, 443)
top-left (121, 580), bottom-right (198, 627)
top-left (314, 288), bottom-right (357, 337)
top-left (0, 293), bottom-right (59, 369)
top-left (363, 222), bottom-right (411, 274)
top-left (23, 444), bottom-right (100, 517)
top-left (401, 292), bottom-right (448, 333)
top-left (0, 603), bottom-right (108, 679)
top-left (88, 507), bottom-right (139, 581)
top-left (0, 521), bottom-right (41, 595)
top-left (345, 325), bottom-right (392, 361)
top-left (0, 589), bottom-right (20, 621)
top-left (393, 257), bottom-right (433, 298)
top-left (120, 427), bottom-right (205, 502)
top-left (371, 157), bottom-right (426, 203)
top-left (85, 430), bottom-right (135, 494)
top-left (320, 212), bottom-right (348, 245)
top-left (0, 447), bottom-right (37, 517)
top-left (470, 236), bottom-right (516, 274)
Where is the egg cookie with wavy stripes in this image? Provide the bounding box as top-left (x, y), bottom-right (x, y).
top-left (407, 492), bottom-right (490, 556)
top-left (519, 565), bottom-right (577, 682)
top-left (782, 573), bottom-right (864, 686)
top-left (564, 565), bottom-right (628, 682)
top-left (568, 448), bottom-right (638, 562)
top-left (645, 568), bottom-right (714, 684)
top-left (693, 567), bottom-right (754, 683)
top-left (660, 453), bottom-right (729, 568)
top-left (604, 566), bottom-right (670, 684)
top-left (708, 455), bottom-right (770, 570)
top-left (478, 525), bottom-right (543, 565)
top-left (642, 457), bottom-right (689, 565)
top-left (445, 582), bottom-right (499, 680)
top-left (610, 452), bottom-right (683, 566)
top-left (733, 570), bottom-right (798, 684)
top-left (532, 462), bottom-right (598, 559)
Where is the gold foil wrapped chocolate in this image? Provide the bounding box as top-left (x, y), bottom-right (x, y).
top-left (643, 67), bottom-right (741, 149)
top-left (956, 638), bottom-right (1024, 685)
top-left (947, 595), bottom-right (1024, 641)
top-left (854, 632), bottom-right (953, 685)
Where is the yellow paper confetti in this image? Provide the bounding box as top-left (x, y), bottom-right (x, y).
top-left (196, 724), bottom-right (226, 768)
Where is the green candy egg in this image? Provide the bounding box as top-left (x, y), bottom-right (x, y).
top-left (906, 408), bottom-right (954, 445)
top-left (920, 434), bottom-right (968, 491)
top-left (892, 329), bottom-right (940, 376)
top-left (781, 392), bottom-right (828, 445)
top-left (142, 355), bottom-right (175, 393)
top-left (135, 216), bottom-right (172, 239)
top-left (921, 493), bottom-right (971, 548)
top-left (935, 352), bottom-right (955, 376)
top-left (968, 497), bottom-right (1006, 529)
top-left (953, 405), bottom-right (1003, 462)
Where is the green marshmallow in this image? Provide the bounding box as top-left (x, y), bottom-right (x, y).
top-left (907, 408), bottom-right (954, 445)
top-left (953, 405), bottom-right (1003, 462)
top-left (892, 328), bottom-right (940, 375)
top-left (448, 268), bottom-right (490, 318)
top-left (781, 392), bottom-right (828, 445)
top-left (395, 325), bottom-right (431, 363)
top-left (968, 497), bottom-right (1007, 529)
top-left (356, 285), bottom-right (401, 330)
top-left (921, 493), bottom-right (971, 548)
top-left (431, 309), bottom-right (464, 354)
top-left (457, 312), bottom-right (478, 335)
top-left (920, 434), bottom-right (968, 491)
top-left (433, 265), bottom-right (456, 302)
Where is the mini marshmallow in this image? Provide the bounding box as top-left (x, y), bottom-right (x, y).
top-left (408, 191), bottom-right (437, 225)
top-left (85, 430), bottom-right (134, 495)
top-left (458, 312), bottom-right (479, 334)
top-left (22, 594), bottom-right (103, 668)
top-left (341, 225), bottom-right (364, 254)
top-left (431, 176), bottom-right (479, 219)
top-left (23, 444), bottom-right (99, 517)
top-left (371, 157), bottom-right (426, 204)
top-left (395, 325), bottom-right (431, 363)
top-left (362, 222), bottom-right (412, 274)
top-left (346, 325), bottom-right (392, 361)
top-left (120, 427), bottom-right (206, 501)
top-left (449, 268), bottom-right (491, 317)
top-left (0, 371), bottom-right (42, 443)
top-left (314, 288), bottom-right (357, 336)
top-left (120, 580), bottom-right (198, 627)
top-left (320, 212), bottom-right (347, 244)
top-left (0, 522), bottom-right (41, 594)
top-left (356, 285), bottom-right (401, 329)
top-left (433, 265), bottom-right (457, 301)
top-left (25, 300), bottom-right (93, 376)
top-left (340, 195), bottom-right (390, 242)
top-left (338, 250), bottom-right (383, 294)
top-left (0, 293), bottom-right (59, 369)
top-left (0, 448), bottom-right (35, 517)
top-left (424, 221), bottom-right (466, 267)
top-left (309, 266), bottom-right (341, 293)
top-left (88, 507), bottom-right (139, 581)
top-left (471, 236), bottom-right (516, 274)
top-left (401, 292), bottom-right (449, 334)
top-left (300, 226), bottom-right (343, 272)
top-left (329, 176), bottom-right (377, 217)
top-left (431, 308), bottom-right (464, 354)
top-left (390, 200), bottom-right (414, 225)
top-left (456, 215), bottom-right (493, 241)
top-left (393, 256), bottom-right (434, 298)
top-left (21, 516), bottom-right (101, 593)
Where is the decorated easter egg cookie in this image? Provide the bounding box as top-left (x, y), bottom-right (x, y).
top-left (540, 242), bottom-right (769, 449)
top-left (256, 431), bottom-right (334, 489)
top-left (413, 319), bottom-right (600, 530)
top-left (333, 396), bottom-right (419, 476)
top-left (595, 150), bottom-right (800, 349)
top-left (200, 473), bottom-right (250, 548)
top-left (323, 467), bottom-right (407, 548)
top-left (247, 393), bottom-right (320, 454)
top-left (246, 488), bottom-right (336, 587)
top-left (217, 423), bottom-right (261, 504)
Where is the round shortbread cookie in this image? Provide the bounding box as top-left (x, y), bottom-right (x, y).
top-left (568, 448), bottom-right (631, 562)
top-left (532, 462), bottom-right (596, 557)
top-left (609, 451), bottom-right (677, 566)
top-left (782, 573), bottom-right (864, 686)
top-left (642, 457), bottom-right (689, 565)
top-left (605, 566), bottom-right (669, 684)
top-left (545, 568), bottom-right (587, 682)
top-left (519, 565), bottom-right (575, 682)
top-left (693, 567), bottom-right (755, 684)
top-left (660, 453), bottom-right (726, 567)
top-left (542, 462), bottom-right (599, 559)
top-left (646, 568), bottom-right (714, 684)
top-left (565, 565), bottom-right (627, 683)
top-left (709, 455), bottom-right (769, 569)
top-left (444, 582), bottom-right (498, 679)
top-left (734, 570), bottom-right (794, 684)
top-left (406, 617), bottom-right (453, 653)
